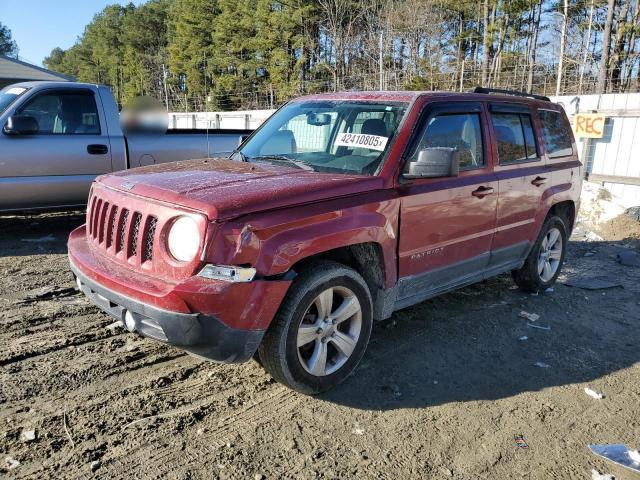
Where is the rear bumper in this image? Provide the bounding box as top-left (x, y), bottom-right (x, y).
top-left (68, 224), bottom-right (292, 363)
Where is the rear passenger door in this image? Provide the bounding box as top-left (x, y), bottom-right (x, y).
top-left (489, 103), bottom-right (545, 267)
top-left (0, 88), bottom-right (112, 210)
top-left (396, 102), bottom-right (498, 305)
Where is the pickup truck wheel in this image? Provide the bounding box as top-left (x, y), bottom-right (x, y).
top-left (257, 261), bottom-right (373, 394)
top-left (512, 216), bottom-right (567, 293)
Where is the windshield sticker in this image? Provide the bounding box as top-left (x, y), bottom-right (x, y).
top-left (335, 133), bottom-right (388, 151)
top-left (5, 87), bottom-right (26, 96)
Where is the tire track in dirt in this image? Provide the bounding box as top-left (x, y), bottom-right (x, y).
top-left (99, 385), bottom-right (301, 479)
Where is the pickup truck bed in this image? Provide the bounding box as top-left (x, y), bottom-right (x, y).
top-left (0, 81), bottom-right (252, 212)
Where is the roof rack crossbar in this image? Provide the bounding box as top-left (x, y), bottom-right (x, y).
top-left (471, 86), bottom-right (550, 102)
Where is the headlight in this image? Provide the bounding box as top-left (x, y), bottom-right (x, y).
top-left (167, 216), bottom-right (200, 262)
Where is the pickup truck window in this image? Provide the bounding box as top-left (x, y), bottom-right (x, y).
top-left (492, 112), bottom-right (537, 164)
top-left (0, 86), bottom-right (29, 115)
top-left (240, 100), bottom-right (407, 175)
top-left (410, 113), bottom-right (484, 169)
top-left (18, 91), bottom-right (101, 135)
top-left (538, 109), bottom-right (573, 158)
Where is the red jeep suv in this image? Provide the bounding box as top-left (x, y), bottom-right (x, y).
top-left (68, 88), bottom-right (581, 393)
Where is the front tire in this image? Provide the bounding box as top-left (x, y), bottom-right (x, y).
top-left (512, 215), bottom-right (568, 293)
top-left (257, 261), bottom-right (373, 394)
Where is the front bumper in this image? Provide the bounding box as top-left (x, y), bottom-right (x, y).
top-left (68, 225), bottom-right (292, 363)
top-left (71, 260), bottom-right (262, 362)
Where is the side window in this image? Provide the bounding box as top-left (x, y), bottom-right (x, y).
top-left (491, 112), bottom-right (537, 163)
top-left (411, 113), bottom-right (484, 169)
top-left (539, 110), bottom-right (573, 157)
top-left (19, 92), bottom-right (100, 135)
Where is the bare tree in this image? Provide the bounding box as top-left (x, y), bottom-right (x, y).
top-left (556, 0), bottom-right (569, 96)
top-left (597, 0), bottom-right (617, 93)
top-left (481, 0), bottom-right (491, 86)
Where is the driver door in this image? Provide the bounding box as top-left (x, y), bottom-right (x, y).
top-left (396, 101), bottom-right (498, 305)
top-left (1, 88), bottom-right (112, 210)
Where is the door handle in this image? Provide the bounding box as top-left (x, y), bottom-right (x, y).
top-left (472, 186), bottom-right (494, 198)
top-left (87, 144), bottom-right (108, 155)
top-left (531, 176), bottom-right (547, 187)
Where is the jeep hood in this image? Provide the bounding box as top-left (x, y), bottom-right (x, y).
top-left (98, 158), bottom-right (385, 220)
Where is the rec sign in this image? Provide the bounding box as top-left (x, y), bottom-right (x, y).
top-left (573, 113), bottom-right (606, 138)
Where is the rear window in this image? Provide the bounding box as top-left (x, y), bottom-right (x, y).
top-left (539, 110), bottom-right (573, 158)
top-left (491, 112), bottom-right (537, 164)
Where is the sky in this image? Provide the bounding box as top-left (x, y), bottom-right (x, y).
top-left (1, 0), bottom-right (145, 67)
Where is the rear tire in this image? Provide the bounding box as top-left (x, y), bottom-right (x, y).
top-left (257, 261), bottom-right (373, 394)
top-left (512, 215), bottom-right (567, 293)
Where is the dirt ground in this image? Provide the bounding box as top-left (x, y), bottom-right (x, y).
top-left (1, 211), bottom-right (639, 480)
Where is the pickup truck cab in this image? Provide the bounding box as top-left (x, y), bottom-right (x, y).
top-left (68, 88), bottom-right (581, 393)
top-left (0, 81), bottom-right (250, 212)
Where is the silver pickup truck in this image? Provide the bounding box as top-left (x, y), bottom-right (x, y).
top-left (0, 81), bottom-right (252, 212)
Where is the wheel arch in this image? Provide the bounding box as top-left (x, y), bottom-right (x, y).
top-left (288, 241), bottom-right (395, 321)
top-left (547, 200), bottom-right (576, 234)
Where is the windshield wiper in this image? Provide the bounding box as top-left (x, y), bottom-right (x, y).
top-left (249, 155), bottom-right (315, 171)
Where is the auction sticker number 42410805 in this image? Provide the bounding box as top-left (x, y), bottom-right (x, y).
top-left (335, 133), bottom-right (389, 152)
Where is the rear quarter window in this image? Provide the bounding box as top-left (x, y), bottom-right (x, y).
top-left (539, 109), bottom-right (573, 158)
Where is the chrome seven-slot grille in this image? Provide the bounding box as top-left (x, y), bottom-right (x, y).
top-left (87, 194), bottom-right (157, 263)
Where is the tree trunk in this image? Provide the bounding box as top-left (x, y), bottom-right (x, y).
top-left (481, 0), bottom-right (490, 86)
top-left (578, 0), bottom-right (595, 94)
top-left (555, 0), bottom-right (569, 96)
top-left (597, 0), bottom-right (617, 94)
top-left (527, 0), bottom-right (542, 93)
top-left (609, 0), bottom-right (630, 91)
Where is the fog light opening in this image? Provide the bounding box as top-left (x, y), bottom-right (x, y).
top-left (124, 310), bottom-right (137, 332)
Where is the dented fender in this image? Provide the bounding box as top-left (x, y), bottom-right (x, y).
top-left (203, 192), bottom-right (401, 288)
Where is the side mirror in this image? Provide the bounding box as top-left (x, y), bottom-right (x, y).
top-left (3, 115), bottom-right (38, 135)
top-left (404, 147), bottom-right (459, 178)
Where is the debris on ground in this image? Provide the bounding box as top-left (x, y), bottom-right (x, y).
top-left (352, 426), bottom-right (365, 435)
top-left (585, 231), bottom-right (604, 242)
top-left (584, 388), bottom-right (604, 400)
top-left (4, 457), bottom-right (20, 470)
top-left (20, 429), bottom-right (36, 442)
top-left (19, 285), bottom-right (77, 303)
top-left (589, 444), bottom-right (640, 473)
top-left (534, 362), bottom-right (550, 368)
top-left (518, 336), bottom-right (528, 341)
top-left (564, 277), bottom-right (624, 290)
top-left (519, 311), bottom-right (540, 322)
top-left (625, 206), bottom-right (640, 222)
top-left (616, 250), bottom-right (640, 267)
top-left (514, 434), bottom-right (529, 449)
top-left (545, 287), bottom-right (554, 293)
top-left (584, 251), bottom-right (596, 257)
top-left (591, 469), bottom-right (615, 480)
top-left (20, 234), bottom-right (56, 243)
top-left (527, 323), bottom-right (551, 330)
top-left (105, 321), bottom-right (124, 332)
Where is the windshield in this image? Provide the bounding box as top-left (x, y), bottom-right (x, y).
top-left (238, 100), bottom-right (408, 175)
top-left (0, 86), bottom-right (29, 116)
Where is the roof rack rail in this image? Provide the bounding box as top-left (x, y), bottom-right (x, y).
top-left (471, 86), bottom-right (550, 102)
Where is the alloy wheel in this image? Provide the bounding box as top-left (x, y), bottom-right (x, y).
top-left (296, 286), bottom-right (362, 376)
top-left (538, 227), bottom-right (563, 282)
